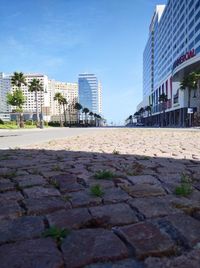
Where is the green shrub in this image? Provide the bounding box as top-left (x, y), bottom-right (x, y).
top-left (48, 121), bottom-right (60, 127)
top-left (4, 121), bottom-right (16, 125)
top-left (0, 119), bottom-right (4, 124)
top-left (25, 120), bottom-right (33, 125)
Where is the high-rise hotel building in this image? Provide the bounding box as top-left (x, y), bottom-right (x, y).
top-left (138, 0), bottom-right (200, 126)
top-left (78, 73), bottom-right (102, 115)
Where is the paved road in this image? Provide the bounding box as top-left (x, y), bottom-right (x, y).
top-left (0, 127), bottom-right (105, 149)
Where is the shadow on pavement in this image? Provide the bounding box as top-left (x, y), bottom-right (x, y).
top-left (0, 148), bottom-right (200, 268)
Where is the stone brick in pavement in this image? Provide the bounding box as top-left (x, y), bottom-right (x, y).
top-left (103, 188), bottom-right (131, 204)
top-left (89, 178), bottom-right (115, 188)
top-left (0, 216), bottom-right (44, 244)
top-left (23, 186), bottom-right (61, 199)
top-left (70, 190), bottom-right (102, 208)
top-left (170, 196), bottom-right (200, 215)
top-left (0, 202), bottom-right (22, 221)
top-left (145, 249), bottom-right (200, 268)
top-left (25, 197), bottom-right (70, 215)
top-left (52, 174), bottom-right (85, 193)
top-left (89, 203), bottom-right (138, 227)
top-left (0, 238), bottom-right (64, 268)
top-left (0, 179), bottom-right (15, 192)
top-left (61, 228), bottom-right (128, 268)
top-left (127, 175), bottom-right (159, 185)
top-left (47, 208), bottom-right (92, 229)
top-left (121, 184), bottom-right (166, 198)
top-left (129, 196), bottom-right (179, 219)
top-left (162, 214), bottom-right (200, 248)
top-left (0, 167), bottom-right (16, 177)
top-left (0, 191), bottom-right (24, 202)
top-left (14, 174), bottom-right (46, 188)
top-left (115, 222), bottom-right (175, 259)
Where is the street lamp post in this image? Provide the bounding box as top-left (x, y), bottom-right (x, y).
top-left (40, 89), bottom-right (44, 129)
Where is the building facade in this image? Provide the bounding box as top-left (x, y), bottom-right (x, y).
top-left (78, 73), bottom-right (102, 114)
top-left (0, 72), bottom-right (51, 121)
top-left (0, 73), bottom-right (11, 120)
top-left (138, 0), bottom-right (200, 126)
top-left (0, 72), bottom-right (78, 122)
top-left (50, 80), bottom-right (78, 123)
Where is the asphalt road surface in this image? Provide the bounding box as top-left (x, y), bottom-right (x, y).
top-left (0, 127), bottom-right (105, 149)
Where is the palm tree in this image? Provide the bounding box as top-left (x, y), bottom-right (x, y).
top-left (60, 97), bottom-right (68, 126)
top-left (138, 107), bottom-right (145, 125)
top-left (93, 113), bottom-right (98, 126)
top-left (94, 114), bottom-right (100, 126)
top-left (28, 79), bottom-right (43, 126)
top-left (159, 93), bottom-right (168, 126)
top-left (138, 107), bottom-right (145, 115)
top-left (145, 105), bottom-right (152, 115)
top-left (82, 107), bottom-right (90, 125)
top-left (194, 72), bottom-right (200, 113)
top-left (7, 89), bottom-right (26, 127)
top-left (180, 72), bottom-right (198, 109)
top-left (11, 72), bottom-right (27, 128)
top-left (89, 111), bottom-right (94, 125)
top-left (127, 115), bottom-right (133, 125)
top-left (54, 92), bottom-right (64, 127)
top-left (74, 102), bottom-right (82, 125)
top-left (145, 105), bottom-right (152, 126)
top-left (11, 72), bottom-right (27, 88)
top-left (134, 111), bottom-right (140, 117)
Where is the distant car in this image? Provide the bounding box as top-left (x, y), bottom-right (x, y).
top-left (135, 122), bottom-right (144, 126)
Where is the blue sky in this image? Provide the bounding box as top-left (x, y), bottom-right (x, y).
top-left (0, 0), bottom-right (167, 124)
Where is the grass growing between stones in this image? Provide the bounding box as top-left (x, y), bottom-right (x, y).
top-left (125, 162), bottom-right (144, 176)
top-left (51, 165), bottom-right (62, 172)
top-left (112, 149), bottom-right (120, 155)
top-left (175, 174), bottom-right (193, 197)
top-left (43, 226), bottom-right (69, 245)
top-left (49, 178), bottom-right (60, 189)
top-left (94, 170), bottom-right (115, 180)
top-left (62, 195), bottom-right (72, 201)
top-left (90, 184), bottom-right (104, 197)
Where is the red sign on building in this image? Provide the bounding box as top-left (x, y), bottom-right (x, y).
top-left (173, 49), bottom-right (196, 70)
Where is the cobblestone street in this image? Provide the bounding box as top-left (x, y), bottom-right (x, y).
top-left (0, 128), bottom-right (200, 268)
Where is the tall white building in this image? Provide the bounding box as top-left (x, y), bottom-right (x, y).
top-left (98, 81), bottom-right (102, 114)
top-left (138, 0), bottom-right (200, 126)
top-left (78, 73), bottom-right (102, 115)
top-left (0, 73), bottom-right (11, 120)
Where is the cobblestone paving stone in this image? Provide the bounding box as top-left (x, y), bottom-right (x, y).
top-left (0, 128), bottom-right (200, 267)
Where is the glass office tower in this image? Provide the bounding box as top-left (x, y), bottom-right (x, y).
top-left (78, 73), bottom-right (102, 114)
